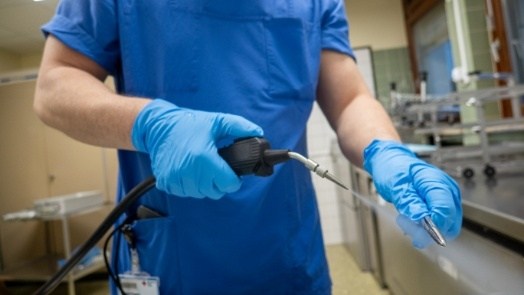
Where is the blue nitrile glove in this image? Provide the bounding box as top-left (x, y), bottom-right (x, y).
top-left (363, 139), bottom-right (462, 248)
top-left (131, 99), bottom-right (263, 199)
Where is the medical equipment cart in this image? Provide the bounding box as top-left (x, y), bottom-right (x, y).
top-left (0, 192), bottom-right (107, 295)
top-left (400, 85), bottom-right (524, 178)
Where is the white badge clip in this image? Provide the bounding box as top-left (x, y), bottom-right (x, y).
top-left (118, 273), bottom-right (160, 295)
top-left (118, 224), bottom-right (160, 295)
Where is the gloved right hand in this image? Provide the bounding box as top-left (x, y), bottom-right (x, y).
top-left (131, 99), bottom-right (264, 199)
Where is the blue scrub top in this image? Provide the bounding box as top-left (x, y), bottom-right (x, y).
top-left (43, 1), bottom-right (353, 294)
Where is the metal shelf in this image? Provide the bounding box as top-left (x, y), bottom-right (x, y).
top-left (394, 85), bottom-right (524, 179)
top-left (1, 204), bottom-right (109, 295)
top-left (414, 119), bottom-right (524, 136)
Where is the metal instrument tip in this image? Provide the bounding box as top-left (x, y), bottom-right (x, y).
top-left (422, 215), bottom-right (447, 247)
top-left (325, 173), bottom-right (350, 190)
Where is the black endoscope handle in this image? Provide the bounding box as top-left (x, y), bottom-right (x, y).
top-left (218, 137), bottom-right (274, 176)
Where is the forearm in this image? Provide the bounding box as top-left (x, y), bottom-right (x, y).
top-left (335, 94), bottom-right (400, 166)
top-left (317, 50), bottom-right (399, 166)
top-left (34, 36), bottom-right (150, 150)
top-left (35, 66), bottom-right (149, 149)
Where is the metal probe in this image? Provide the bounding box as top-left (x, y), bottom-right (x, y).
top-left (422, 215), bottom-right (447, 247)
top-left (288, 152), bottom-right (349, 190)
top-left (289, 151), bottom-right (448, 248)
top-left (218, 137), bottom-right (350, 189)
top-left (291, 148), bottom-right (446, 247)
top-left (218, 137), bottom-right (445, 247)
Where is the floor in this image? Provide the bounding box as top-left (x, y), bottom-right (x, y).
top-left (3, 245), bottom-right (389, 295)
top-left (325, 245), bottom-right (389, 295)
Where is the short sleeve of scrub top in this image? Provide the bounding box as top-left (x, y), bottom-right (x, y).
top-left (320, 0), bottom-right (355, 58)
top-left (41, 0), bottom-right (120, 75)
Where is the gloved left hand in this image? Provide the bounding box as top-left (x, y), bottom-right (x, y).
top-left (363, 139), bottom-right (462, 248)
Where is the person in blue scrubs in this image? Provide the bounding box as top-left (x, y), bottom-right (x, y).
top-left (35, 1), bottom-right (462, 294)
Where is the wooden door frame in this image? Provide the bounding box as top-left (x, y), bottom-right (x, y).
top-left (402, 0), bottom-right (442, 93)
top-left (488, 0), bottom-right (517, 117)
top-left (402, 0), bottom-right (518, 116)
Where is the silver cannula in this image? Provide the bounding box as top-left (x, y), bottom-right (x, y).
top-left (422, 215), bottom-right (447, 247)
top-left (288, 150), bottom-right (444, 246)
top-left (288, 152), bottom-right (349, 190)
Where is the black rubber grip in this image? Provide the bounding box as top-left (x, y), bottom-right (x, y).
top-left (218, 137), bottom-right (274, 176)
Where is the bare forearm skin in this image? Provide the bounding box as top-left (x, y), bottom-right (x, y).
top-left (317, 50), bottom-right (400, 167)
top-left (335, 93), bottom-right (400, 166)
top-left (34, 36), bottom-right (149, 150)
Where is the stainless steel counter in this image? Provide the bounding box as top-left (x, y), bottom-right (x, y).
top-left (336, 156), bottom-right (524, 294)
top-left (331, 137), bottom-right (524, 294)
top-left (374, 172), bottom-right (524, 294)
top-left (459, 174), bottom-right (524, 244)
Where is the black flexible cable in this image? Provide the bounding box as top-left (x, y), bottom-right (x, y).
top-left (112, 220), bottom-right (123, 290)
top-left (103, 222), bottom-right (128, 295)
top-left (103, 226), bottom-right (119, 291)
top-left (33, 177), bottom-right (156, 295)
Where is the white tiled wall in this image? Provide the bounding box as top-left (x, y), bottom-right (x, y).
top-left (306, 103), bottom-right (343, 245)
